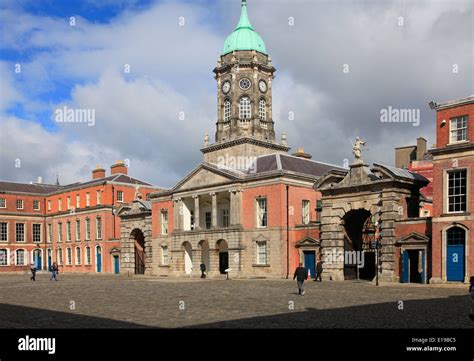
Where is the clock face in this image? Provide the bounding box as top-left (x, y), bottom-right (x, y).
top-left (259, 80), bottom-right (267, 93)
top-left (239, 78), bottom-right (251, 91)
top-left (222, 81), bottom-right (231, 94)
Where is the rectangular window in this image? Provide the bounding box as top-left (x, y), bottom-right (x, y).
top-left (257, 241), bottom-right (268, 265)
top-left (450, 116), bottom-right (468, 143)
top-left (256, 198), bottom-right (267, 228)
top-left (75, 247), bottom-right (81, 265)
top-left (205, 212), bottom-right (212, 230)
top-left (16, 249), bottom-right (25, 266)
top-left (447, 169), bottom-right (467, 213)
top-left (66, 248), bottom-right (72, 265)
top-left (117, 191), bottom-right (123, 202)
top-left (58, 199), bottom-right (62, 211)
top-left (33, 200), bottom-right (40, 211)
top-left (58, 222), bottom-right (63, 243)
top-left (47, 200), bottom-right (51, 211)
top-left (67, 196), bottom-right (71, 210)
top-left (161, 211), bottom-right (168, 235)
top-left (86, 247), bottom-right (91, 265)
top-left (302, 200), bottom-right (310, 225)
top-left (96, 191), bottom-right (101, 205)
top-left (75, 220), bottom-right (81, 241)
top-left (0, 223), bottom-right (7, 242)
top-left (16, 199), bottom-right (23, 210)
top-left (86, 193), bottom-right (90, 207)
top-left (76, 194), bottom-right (80, 208)
top-left (0, 249), bottom-right (7, 266)
top-left (16, 223), bottom-right (25, 242)
top-left (96, 218), bottom-right (102, 239)
top-left (66, 221), bottom-right (71, 242)
top-left (47, 223), bottom-right (52, 243)
top-left (316, 200), bottom-right (323, 222)
top-left (162, 246), bottom-right (169, 266)
top-left (0, 198), bottom-right (6, 208)
top-left (222, 209), bottom-right (230, 227)
top-left (57, 249), bottom-right (63, 265)
top-left (85, 219), bottom-right (91, 240)
top-left (33, 224), bottom-right (41, 243)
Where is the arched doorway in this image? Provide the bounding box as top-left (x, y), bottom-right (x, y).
top-left (32, 249), bottom-right (42, 270)
top-left (217, 239), bottom-right (229, 274)
top-left (131, 229), bottom-right (145, 275)
top-left (199, 240), bottom-right (210, 272)
top-left (342, 209), bottom-right (375, 280)
top-left (183, 242), bottom-right (193, 275)
top-left (96, 246), bottom-right (102, 273)
top-left (446, 226), bottom-right (466, 282)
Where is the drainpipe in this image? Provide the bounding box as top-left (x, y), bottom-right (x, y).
top-left (43, 197), bottom-right (47, 269)
top-left (111, 184), bottom-right (115, 240)
top-left (286, 185), bottom-right (290, 279)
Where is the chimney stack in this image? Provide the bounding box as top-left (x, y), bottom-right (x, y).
top-left (110, 160), bottom-right (128, 175)
top-left (92, 165), bottom-right (106, 179)
top-left (416, 137), bottom-right (427, 161)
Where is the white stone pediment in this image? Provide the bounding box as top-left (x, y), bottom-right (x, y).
top-left (173, 165), bottom-right (239, 192)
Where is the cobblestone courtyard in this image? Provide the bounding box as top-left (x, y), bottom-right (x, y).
top-left (0, 274), bottom-right (472, 328)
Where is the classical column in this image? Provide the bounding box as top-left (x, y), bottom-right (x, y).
top-left (193, 195), bottom-right (200, 230)
top-left (229, 190), bottom-right (235, 225)
top-left (173, 199), bottom-right (180, 230)
top-left (233, 190), bottom-right (242, 225)
top-left (178, 198), bottom-right (184, 231)
top-left (211, 192), bottom-right (217, 228)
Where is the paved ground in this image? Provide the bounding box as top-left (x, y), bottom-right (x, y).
top-left (0, 274), bottom-right (472, 328)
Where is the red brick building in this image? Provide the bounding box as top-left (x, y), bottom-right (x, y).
top-left (0, 161), bottom-right (161, 274)
top-left (429, 95), bottom-right (473, 283)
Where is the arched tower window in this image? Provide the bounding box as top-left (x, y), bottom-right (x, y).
top-left (239, 97), bottom-right (251, 120)
top-left (224, 100), bottom-right (232, 122)
top-left (259, 99), bottom-right (266, 121)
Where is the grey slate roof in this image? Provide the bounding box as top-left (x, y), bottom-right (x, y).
top-left (0, 174), bottom-right (155, 195)
top-left (248, 154), bottom-right (346, 178)
top-left (373, 163), bottom-right (429, 182)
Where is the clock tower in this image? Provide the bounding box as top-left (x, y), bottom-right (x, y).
top-left (202, 0), bottom-right (289, 164)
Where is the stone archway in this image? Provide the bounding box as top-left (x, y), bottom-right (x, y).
top-left (131, 228), bottom-right (145, 275)
top-left (199, 240), bottom-right (210, 273)
top-left (183, 242), bottom-right (193, 275)
top-left (216, 239), bottom-right (229, 274)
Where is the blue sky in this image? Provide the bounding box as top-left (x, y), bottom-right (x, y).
top-left (0, 0), bottom-right (472, 187)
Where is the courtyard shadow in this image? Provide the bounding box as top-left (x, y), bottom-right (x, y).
top-left (0, 303), bottom-right (152, 328)
top-left (186, 295), bottom-right (474, 329)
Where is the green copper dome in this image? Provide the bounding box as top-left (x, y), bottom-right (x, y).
top-left (222, 0), bottom-right (267, 55)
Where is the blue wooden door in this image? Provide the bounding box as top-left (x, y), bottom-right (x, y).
top-left (48, 250), bottom-right (52, 270)
top-left (96, 248), bottom-right (102, 273)
top-left (34, 251), bottom-right (42, 271)
top-left (304, 251), bottom-right (315, 279)
top-left (401, 250), bottom-right (409, 283)
top-left (114, 256), bottom-right (120, 274)
top-left (447, 245), bottom-right (464, 282)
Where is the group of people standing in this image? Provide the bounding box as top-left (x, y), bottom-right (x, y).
top-left (29, 262), bottom-right (59, 282)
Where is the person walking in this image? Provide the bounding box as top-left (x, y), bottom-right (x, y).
top-left (50, 262), bottom-right (59, 281)
top-left (315, 258), bottom-right (323, 282)
top-left (30, 263), bottom-right (37, 282)
top-left (200, 262), bottom-right (206, 279)
top-left (293, 263), bottom-right (308, 295)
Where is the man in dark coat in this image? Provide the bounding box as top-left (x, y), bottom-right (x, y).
top-left (200, 263), bottom-right (206, 279)
top-left (315, 259), bottom-right (323, 282)
top-left (293, 263), bottom-right (307, 295)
